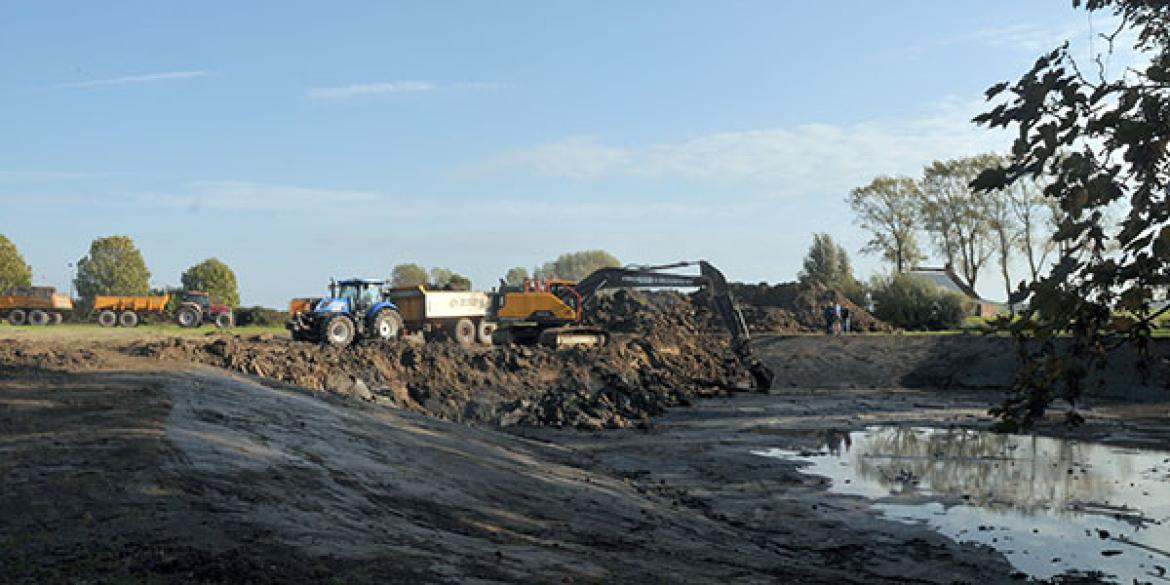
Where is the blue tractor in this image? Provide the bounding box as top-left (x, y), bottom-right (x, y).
top-left (292, 278), bottom-right (404, 346)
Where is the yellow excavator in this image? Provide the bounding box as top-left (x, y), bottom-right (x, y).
top-left (490, 260), bottom-right (774, 389)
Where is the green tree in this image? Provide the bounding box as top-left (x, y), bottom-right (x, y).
top-left (503, 266), bottom-right (529, 287)
top-left (537, 250), bottom-right (620, 280)
top-left (799, 233), bottom-right (865, 305)
top-left (447, 273), bottom-right (472, 291)
top-left (74, 235), bottom-right (150, 303)
top-left (848, 176), bottom-right (924, 273)
top-left (181, 258), bottom-right (240, 307)
top-left (0, 235), bottom-right (33, 292)
top-left (428, 267), bottom-right (471, 290)
top-left (920, 155), bottom-right (1001, 290)
top-left (428, 267), bottom-right (454, 287)
top-left (973, 0), bottom-right (1170, 428)
top-left (390, 263), bottom-right (428, 288)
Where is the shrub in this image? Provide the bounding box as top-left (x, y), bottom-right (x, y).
top-left (870, 274), bottom-right (968, 331)
top-left (233, 306), bottom-right (287, 327)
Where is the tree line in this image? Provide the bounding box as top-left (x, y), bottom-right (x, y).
top-left (1, 234), bottom-right (240, 309)
top-left (388, 250), bottom-right (621, 290)
top-left (847, 153), bottom-right (1063, 307)
top-left (3, 233), bottom-right (624, 308)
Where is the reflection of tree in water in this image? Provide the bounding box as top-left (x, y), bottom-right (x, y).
top-left (838, 428), bottom-right (1119, 514)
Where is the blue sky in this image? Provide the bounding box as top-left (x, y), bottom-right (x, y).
top-left (0, 1), bottom-right (1121, 307)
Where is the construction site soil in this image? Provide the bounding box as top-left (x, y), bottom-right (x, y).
top-left (2, 293), bottom-right (1168, 584)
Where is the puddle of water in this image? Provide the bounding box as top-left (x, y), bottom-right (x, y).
top-left (754, 426), bottom-right (1170, 583)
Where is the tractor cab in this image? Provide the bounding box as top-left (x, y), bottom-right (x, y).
top-left (318, 278), bottom-right (385, 315)
top-left (182, 290), bottom-right (211, 311)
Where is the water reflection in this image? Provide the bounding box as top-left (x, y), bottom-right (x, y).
top-left (754, 427), bottom-right (1170, 583)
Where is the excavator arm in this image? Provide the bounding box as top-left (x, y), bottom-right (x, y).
top-left (566, 261), bottom-right (774, 390)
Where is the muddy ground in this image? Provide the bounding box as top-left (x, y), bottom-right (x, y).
top-left (1, 329), bottom-right (1168, 584)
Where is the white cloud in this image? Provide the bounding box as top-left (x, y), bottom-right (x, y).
top-left (452, 81), bottom-right (516, 91)
top-left (966, 23), bottom-right (1080, 52)
top-left (476, 96), bottom-right (1008, 196)
top-left (138, 180), bottom-right (381, 211)
top-left (306, 81), bottom-right (435, 100)
top-left (51, 70), bottom-right (210, 89)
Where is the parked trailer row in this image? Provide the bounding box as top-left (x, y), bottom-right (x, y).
top-left (0, 287), bottom-right (73, 326)
top-left (92, 291), bottom-right (234, 328)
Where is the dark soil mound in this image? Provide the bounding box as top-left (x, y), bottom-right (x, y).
top-left (731, 281), bottom-right (888, 333)
top-left (133, 291), bottom-right (756, 430)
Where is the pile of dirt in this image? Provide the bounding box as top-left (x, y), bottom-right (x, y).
top-left (132, 291), bottom-right (755, 430)
top-left (731, 281), bottom-right (889, 333)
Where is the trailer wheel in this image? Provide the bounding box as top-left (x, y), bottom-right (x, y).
top-left (28, 310), bottom-right (50, 326)
top-left (372, 309), bottom-right (403, 341)
top-left (51, 312), bottom-right (64, 325)
top-left (7, 310), bottom-right (26, 326)
top-left (214, 312), bottom-right (233, 329)
top-left (97, 310), bottom-right (117, 328)
top-left (119, 311), bottom-right (140, 328)
top-left (176, 306), bottom-right (201, 328)
top-left (449, 318), bottom-right (476, 347)
top-left (477, 320), bottom-right (497, 345)
top-left (323, 316), bottom-right (355, 347)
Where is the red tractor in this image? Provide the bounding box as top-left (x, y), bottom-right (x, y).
top-left (175, 291), bottom-right (234, 329)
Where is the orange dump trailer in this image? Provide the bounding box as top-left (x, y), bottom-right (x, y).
top-left (0, 287), bottom-right (73, 326)
top-left (92, 294), bottom-right (170, 328)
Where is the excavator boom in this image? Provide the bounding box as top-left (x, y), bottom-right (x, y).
top-left (554, 260), bottom-right (774, 390)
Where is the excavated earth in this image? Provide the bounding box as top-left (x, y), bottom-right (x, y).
top-left (2, 293), bottom-right (1169, 584)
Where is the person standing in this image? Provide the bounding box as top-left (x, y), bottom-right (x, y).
top-left (823, 304), bottom-right (835, 335)
top-left (841, 306), bottom-right (852, 333)
top-left (833, 302), bottom-right (843, 335)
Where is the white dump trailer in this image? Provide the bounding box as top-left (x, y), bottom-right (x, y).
top-left (385, 286), bottom-right (497, 346)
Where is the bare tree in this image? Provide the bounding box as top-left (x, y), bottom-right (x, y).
top-left (847, 176), bottom-right (923, 273)
top-left (1007, 176), bottom-right (1057, 282)
top-left (920, 155), bottom-right (998, 290)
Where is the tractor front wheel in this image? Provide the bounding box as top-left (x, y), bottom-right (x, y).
top-left (323, 316), bottom-right (356, 347)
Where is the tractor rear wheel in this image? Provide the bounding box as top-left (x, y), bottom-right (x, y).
top-left (323, 316), bottom-right (356, 347)
top-left (28, 310), bottom-right (49, 326)
top-left (214, 313), bottom-right (233, 329)
top-left (97, 310), bottom-right (117, 328)
top-left (176, 306), bottom-right (201, 328)
top-left (476, 320), bottom-right (497, 345)
top-left (372, 309), bottom-right (403, 341)
top-left (449, 318), bottom-right (476, 347)
top-left (119, 311), bottom-right (140, 328)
